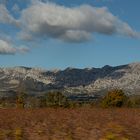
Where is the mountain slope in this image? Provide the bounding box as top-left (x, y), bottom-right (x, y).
top-left (0, 63), bottom-right (140, 97)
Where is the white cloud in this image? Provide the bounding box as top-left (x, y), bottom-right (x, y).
top-left (0, 32), bottom-right (12, 43)
top-left (18, 1), bottom-right (138, 42)
top-left (60, 30), bottom-right (91, 43)
top-left (17, 46), bottom-right (30, 54)
top-left (0, 39), bottom-right (16, 54)
top-left (0, 1), bottom-right (139, 43)
top-left (19, 31), bottom-right (34, 41)
top-left (0, 39), bottom-right (29, 55)
top-left (0, 4), bottom-right (19, 26)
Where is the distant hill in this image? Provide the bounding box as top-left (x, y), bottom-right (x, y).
top-left (0, 62), bottom-right (140, 98)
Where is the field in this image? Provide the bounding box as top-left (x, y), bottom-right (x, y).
top-left (0, 108), bottom-right (139, 140)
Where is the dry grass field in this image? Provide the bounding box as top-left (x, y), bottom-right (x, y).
top-left (0, 108), bottom-right (139, 140)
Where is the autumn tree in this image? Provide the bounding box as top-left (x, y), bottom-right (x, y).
top-left (102, 89), bottom-right (127, 107)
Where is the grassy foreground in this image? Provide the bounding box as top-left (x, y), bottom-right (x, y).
top-left (0, 108), bottom-right (139, 140)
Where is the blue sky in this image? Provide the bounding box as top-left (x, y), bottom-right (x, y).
top-left (0, 0), bottom-right (140, 69)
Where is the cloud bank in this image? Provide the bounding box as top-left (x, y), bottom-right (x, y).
top-left (19, 2), bottom-right (138, 42)
top-left (0, 1), bottom-right (139, 55)
top-left (0, 39), bottom-right (29, 55)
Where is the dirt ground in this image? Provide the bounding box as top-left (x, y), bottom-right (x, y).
top-left (0, 108), bottom-right (139, 140)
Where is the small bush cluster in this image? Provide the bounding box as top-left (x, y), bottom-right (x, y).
top-left (45, 91), bottom-right (69, 107)
top-left (101, 89), bottom-right (140, 108)
top-left (15, 91), bottom-right (70, 108)
top-left (14, 128), bottom-right (23, 140)
top-left (101, 89), bottom-right (127, 107)
top-left (125, 95), bottom-right (140, 108)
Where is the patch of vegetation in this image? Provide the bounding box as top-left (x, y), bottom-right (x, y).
top-left (101, 89), bottom-right (127, 107)
top-left (0, 88), bottom-right (140, 108)
top-left (104, 132), bottom-right (116, 140)
top-left (45, 91), bottom-right (69, 107)
top-left (125, 95), bottom-right (140, 108)
top-left (0, 130), bottom-right (12, 139)
top-left (14, 128), bottom-right (23, 140)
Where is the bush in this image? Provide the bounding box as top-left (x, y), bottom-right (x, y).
top-left (14, 128), bottom-right (23, 140)
top-left (45, 91), bottom-right (68, 107)
top-left (102, 89), bottom-right (127, 107)
top-left (125, 95), bottom-right (140, 108)
top-left (16, 91), bottom-right (27, 108)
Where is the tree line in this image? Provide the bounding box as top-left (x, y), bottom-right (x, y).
top-left (0, 89), bottom-right (140, 108)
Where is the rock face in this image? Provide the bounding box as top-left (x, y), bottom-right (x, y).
top-left (0, 62), bottom-right (140, 97)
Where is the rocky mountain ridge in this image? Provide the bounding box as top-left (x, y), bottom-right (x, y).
top-left (0, 62), bottom-right (140, 97)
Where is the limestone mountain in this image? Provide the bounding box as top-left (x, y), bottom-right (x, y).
top-left (0, 62), bottom-right (140, 98)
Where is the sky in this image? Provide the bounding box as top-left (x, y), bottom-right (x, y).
top-left (0, 0), bottom-right (140, 69)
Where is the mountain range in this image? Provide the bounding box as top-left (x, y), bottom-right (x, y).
top-left (0, 62), bottom-right (140, 98)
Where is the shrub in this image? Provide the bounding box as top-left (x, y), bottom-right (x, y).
top-left (125, 95), bottom-right (140, 108)
top-left (16, 91), bottom-right (27, 108)
top-left (45, 91), bottom-right (68, 107)
top-left (14, 128), bottom-right (23, 140)
top-left (102, 89), bottom-right (127, 107)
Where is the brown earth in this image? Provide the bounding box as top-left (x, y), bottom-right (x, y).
top-left (0, 108), bottom-right (139, 140)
